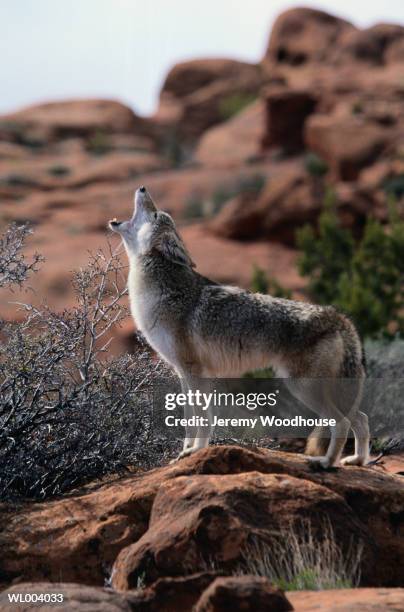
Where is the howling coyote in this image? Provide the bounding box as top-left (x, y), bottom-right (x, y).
top-left (109, 187), bottom-right (370, 469)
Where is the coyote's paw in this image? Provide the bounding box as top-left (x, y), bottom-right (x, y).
top-left (169, 447), bottom-right (196, 463)
top-left (341, 454), bottom-right (369, 466)
top-left (306, 455), bottom-right (332, 470)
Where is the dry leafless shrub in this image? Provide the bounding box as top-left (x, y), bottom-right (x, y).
top-left (0, 223), bottom-right (43, 289)
top-left (0, 226), bottom-right (176, 502)
top-left (236, 520), bottom-right (363, 590)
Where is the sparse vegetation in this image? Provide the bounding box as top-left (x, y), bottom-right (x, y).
top-left (352, 101), bottom-right (364, 115)
top-left (237, 521), bottom-right (363, 591)
top-left (247, 186), bottom-right (404, 339)
top-left (219, 92), bottom-right (257, 121)
top-left (86, 130), bottom-right (112, 155)
top-left (364, 337), bottom-right (404, 446)
top-left (365, 335), bottom-right (404, 378)
top-left (48, 164), bottom-right (70, 177)
top-left (383, 175), bottom-right (404, 201)
top-left (238, 173), bottom-right (266, 194)
top-left (337, 213), bottom-right (404, 337)
top-left (162, 128), bottom-right (185, 167)
top-left (0, 121), bottom-right (44, 148)
top-left (0, 225), bottom-right (174, 501)
top-left (304, 152), bottom-right (329, 178)
top-left (243, 367), bottom-right (274, 379)
top-left (251, 265), bottom-right (291, 298)
top-left (370, 437), bottom-right (401, 454)
top-left (211, 187), bottom-right (232, 213)
top-left (0, 224), bottom-right (43, 289)
top-left (2, 173), bottom-right (36, 187)
top-left (297, 190), bottom-right (404, 338)
top-left (184, 195), bottom-right (206, 220)
top-left (251, 265), bottom-right (269, 293)
top-left (297, 188), bottom-right (354, 304)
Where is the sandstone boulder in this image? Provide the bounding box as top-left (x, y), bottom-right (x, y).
top-left (0, 575), bottom-right (224, 611)
top-left (155, 59), bottom-right (262, 142)
top-left (335, 23), bottom-right (404, 65)
top-left (386, 37), bottom-right (404, 63)
top-left (208, 165), bottom-right (376, 245)
top-left (194, 576), bottom-right (292, 612)
top-left (178, 80), bottom-right (260, 143)
top-left (0, 141), bottom-right (30, 160)
top-left (264, 8), bottom-right (355, 66)
top-left (288, 587), bottom-right (404, 611)
top-left (0, 100), bottom-right (156, 146)
top-left (373, 452), bottom-right (404, 477)
top-left (195, 100), bottom-right (264, 167)
top-left (2, 582), bottom-right (404, 612)
top-left (305, 113), bottom-right (392, 180)
top-left (0, 583), bottom-right (131, 612)
top-left (208, 191), bottom-right (264, 240)
top-left (209, 167), bottom-right (322, 244)
top-left (0, 151), bottom-right (167, 194)
top-left (0, 466), bottom-right (161, 586)
top-left (127, 572), bottom-right (220, 612)
top-left (1, 446), bottom-right (404, 590)
top-left (181, 223), bottom-right (302, 291)
top-left (111, 469), bottom-right (373, 589)
top-left (358, 158), bottom-right (404, 220)
top-left (160, 59), bottom-right (260, 101)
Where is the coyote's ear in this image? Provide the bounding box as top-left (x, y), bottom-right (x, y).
top-left (155, 229), bottom-right (196, 268)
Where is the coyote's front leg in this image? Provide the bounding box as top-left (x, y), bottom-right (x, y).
top-left (172, 374), bottom-right (213, 462)
top-left (176, 429), bottom-right (211, 460)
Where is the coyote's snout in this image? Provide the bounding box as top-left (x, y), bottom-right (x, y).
top-left (109, 187), bottom-right (370, 469)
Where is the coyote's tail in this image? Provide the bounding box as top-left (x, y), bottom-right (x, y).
top-left (305, 315), bottom-right (366, 457)
top-left (304, 375), bottom-right (365, 457)
top-left (305, 426), bottom-right (329, 456)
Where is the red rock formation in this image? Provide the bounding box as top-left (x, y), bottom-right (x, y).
top-left (1, 446), bottom-right (403, 589)
top-left (0, 99), bottom-right (157, 145)
top-left (334, 23), bottom-right (404, 65)
top-left (305, 113), bottom-right (392, 181)
top-left (209, 167), bottom-right (321, 244)
top-left (155, 59), bottom-right (263, 142)
top-left (1, 582), bottom-right (404, 612)
top-left (288, 587), bottom-right (404, 611)
top-left (261, 88), bottom-right (317, 152)
top-left (1, 7), bottom-right (404, 354)
top-left (264, 8), bottom-right (355, 66)
top-left (194, 576), bottom-right (292, 612)
top-left (195, 100), bottom-right (265, 167)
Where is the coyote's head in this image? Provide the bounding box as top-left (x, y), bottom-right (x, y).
top-left (109, 186), bottom-right (195, 268)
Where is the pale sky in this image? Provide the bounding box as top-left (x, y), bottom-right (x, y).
top-left (1, 0), bottom-right (404, 117)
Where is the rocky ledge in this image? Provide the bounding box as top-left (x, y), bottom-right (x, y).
top-left (2, 581), bottom-right (404, 611)
top-left (1, 445), bottom-right (403, 608)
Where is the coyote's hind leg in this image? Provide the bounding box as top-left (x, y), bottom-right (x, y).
top-left (341, 411), bottom-right (370, 466)
top-left (305, 416), bottom-right (351, 469)
top-left (289, 379), bottom-right (351, 468)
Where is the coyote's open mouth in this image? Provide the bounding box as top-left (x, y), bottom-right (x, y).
top-left (109, 217), bottom-right (122, 228)
top-left (108, 186), bottom-right (156, 233)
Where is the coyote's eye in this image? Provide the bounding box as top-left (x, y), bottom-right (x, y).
top-left (154, 212), bottom-right (158, 220)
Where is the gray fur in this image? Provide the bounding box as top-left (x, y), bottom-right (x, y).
top-left (109, 187), bottom-right (370, 468)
